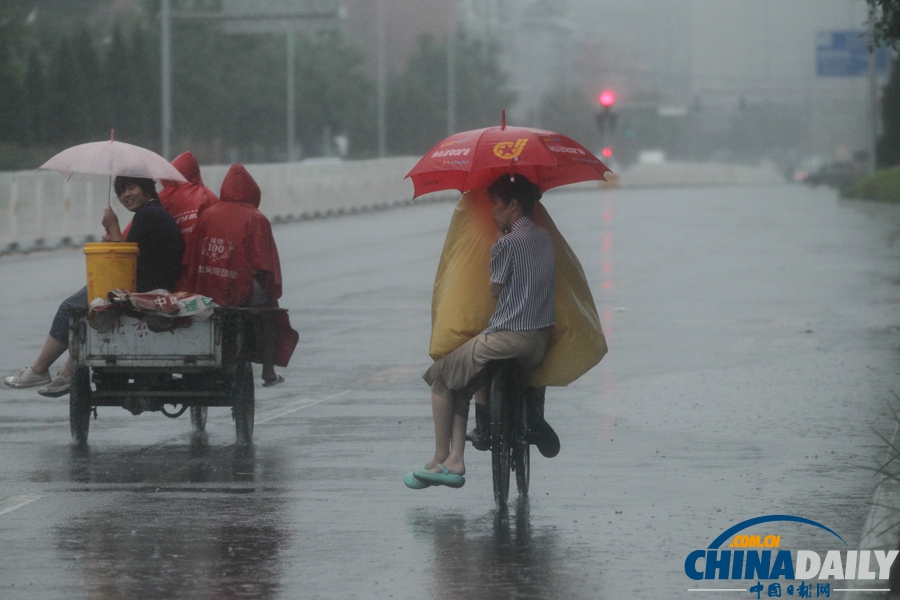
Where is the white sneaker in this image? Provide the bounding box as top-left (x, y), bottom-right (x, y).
top-left (4, 367), bottom-right (51, 389)
top-left (38, 374), bottom-right (72, 397)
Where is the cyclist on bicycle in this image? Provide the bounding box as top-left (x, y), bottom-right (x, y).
top-left (405, 174), bottom-right (560, 490)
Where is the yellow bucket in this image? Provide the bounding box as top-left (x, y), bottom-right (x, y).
top-left (84, 242), bottom-right (139, 302)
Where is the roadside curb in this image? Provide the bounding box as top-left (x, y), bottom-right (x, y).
top-left (846, 420), bottom-right (900, 599)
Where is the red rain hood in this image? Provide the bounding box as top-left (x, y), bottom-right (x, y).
top-left (161, 151), bottom-right (203, 188)
top-left (171, 151), bottom-right (202, 185)
top-left (219, 164), bottom-right (261, 207)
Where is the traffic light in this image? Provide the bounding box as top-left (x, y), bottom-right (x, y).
top-left (598, 90), bottom-right (615, 108)
top-left (596, 89), bottom-right (617, 134)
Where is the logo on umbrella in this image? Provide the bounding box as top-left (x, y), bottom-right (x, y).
top-left (493, 139), bottom-right (528, 160)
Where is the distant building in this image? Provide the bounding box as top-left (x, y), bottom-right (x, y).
top-left (465, 0), bottom-right (884, 163)
top-left (571, 0), bottom-right (878, 161)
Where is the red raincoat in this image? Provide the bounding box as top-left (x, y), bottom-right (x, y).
top-left (160, 151), bottom-right (218, 291)
top-left (159, 151), bottom-right (218, 240)
top-left (187, 164), bottom-right (297, 366)
top-left (188, 164), bottom-right (281, 306)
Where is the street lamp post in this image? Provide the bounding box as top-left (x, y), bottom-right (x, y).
top-left (160, 0), bottom-right (172, 160)
top-left (376, 0), bottom-right (387, 158)
top-left (287, 29), bottom-right (297, 161)
top-left (447, 1), bottom-right (457, 136)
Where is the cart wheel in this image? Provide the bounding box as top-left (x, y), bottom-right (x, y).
top-left (190, 406), bottom-right (208, 431)
top-left (513, 400), bottom-right (530, 497)
top-left (69, 368), bottom-right (91, 445)
top-left (231, 361), bottom-right (255, 444)
top-left (490, 368), bottom-right (511, 509)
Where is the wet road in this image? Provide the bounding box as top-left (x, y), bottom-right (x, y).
top-left (2, 184), bottom-right (900, 599)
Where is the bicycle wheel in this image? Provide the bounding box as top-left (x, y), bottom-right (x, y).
top-left (69, 368), bottom-right (92, 445)
top-left (513, 399), bottom-right (530, 497)
top-left (190, 406), bottom-right (208, 431)
top-left (490, 368), bottom-right (511, 508)
top-left (231, 361), bottom-right (255, 444)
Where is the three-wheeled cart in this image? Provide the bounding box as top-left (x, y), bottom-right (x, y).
top-left (67, 306), bottom-right (278, 445)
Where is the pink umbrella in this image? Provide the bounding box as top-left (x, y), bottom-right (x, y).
top-left (39, 132), bottom-right (187, 183)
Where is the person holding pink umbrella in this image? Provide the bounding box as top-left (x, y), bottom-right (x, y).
top-left (3, 176), bottom-right (183, 397)
top-left (120, 151), bottom-right (218, 291)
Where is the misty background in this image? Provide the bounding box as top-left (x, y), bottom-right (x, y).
top-left (0, 0), bottom-right (882, 175)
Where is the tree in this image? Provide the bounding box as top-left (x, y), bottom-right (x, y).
top-left (0, 1), bottom-right (29, 144)
top-left (868, 0), bottom-right (900, 48)
top-left (294, 32), bottom-right (377, 158)
top-left (71, 26), bottom-right (103, 140)
top-left (878, 57), bottom-right (900, 167)
top-left (387, 32), bottom-right (514, 156)
top-left (861, 1), bottom-right (900, 168)
top-left (128, 25), bottom-right (160, 148)
top-left (538, 87), bottom-right (601, 151)
top-left (23, 48), bottom-right (46, 144)
top-left (104, 25), bottom-right (134, 141)
top-left (45, 38), bottom-right (79, 144)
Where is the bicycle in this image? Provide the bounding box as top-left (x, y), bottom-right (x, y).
top-left (481, 359), bottom-right (546, 508)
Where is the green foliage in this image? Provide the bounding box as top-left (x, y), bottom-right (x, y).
top-left (840, 164), bottom-right (900, 202)
top-left (0, 143), bottom-right (67, 171)
top-left (866, 0), bottom-right (900, 167)
top-left (868, 0), bottom-right (900, 49)
top-left (0, 0), bottom-right (30, 144)
top-left (538, 87), bottom-right (601, 150)
top-left (387, 32), bottom-right (514, 155)
top-left (292, 32), bottom-right (376, 157)
top-left (0, 8), bottom-right (513, 168)
top-left (23, 48), bottom-right (45, 144)
top-left (878, 54), bottom-right (900, 168)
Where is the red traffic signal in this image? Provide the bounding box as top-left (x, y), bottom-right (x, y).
top-left (601, 147), bottom-right (613, 158)
top-left (598, 90), bottom-right (615, 107)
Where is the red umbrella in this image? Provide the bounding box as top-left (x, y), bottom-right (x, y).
top-left (406, 112), bottom-right (612, 198)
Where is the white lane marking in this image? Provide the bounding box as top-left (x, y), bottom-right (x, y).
top-left (256, 390), bottom-right (350, 424)
top-left (0, 494), bottom-right (42, 516)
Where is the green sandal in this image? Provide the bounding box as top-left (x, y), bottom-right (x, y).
top-left (412, 464), bottom-right (465, 489)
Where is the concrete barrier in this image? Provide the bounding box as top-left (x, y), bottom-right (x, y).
top-left (0, 157), bottom-right (784, 255)
top-left (0, 157), bottom-right (445, 254)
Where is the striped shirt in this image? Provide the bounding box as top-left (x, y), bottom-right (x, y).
top-left (485, 216), bottom-right (556, 333)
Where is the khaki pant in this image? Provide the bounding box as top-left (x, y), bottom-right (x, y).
top-left (423, 328), bottom-right (550, 403)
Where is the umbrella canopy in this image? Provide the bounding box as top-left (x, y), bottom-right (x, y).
top-left (39, 138), bottom-right (187, 183)
top-left (406, 115), bottom-right (611, 198)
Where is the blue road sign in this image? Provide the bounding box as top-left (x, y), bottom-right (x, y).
top-left (816, 30), bottom-right (888, 77)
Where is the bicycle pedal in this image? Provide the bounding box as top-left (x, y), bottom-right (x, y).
top-left (466, 428), bottom-right (490, 451)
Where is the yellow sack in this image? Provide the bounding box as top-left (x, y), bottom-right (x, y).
top-left (429, 188), bottom-right (608, 387)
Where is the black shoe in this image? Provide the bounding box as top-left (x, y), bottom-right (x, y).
top-left (528, 413), bottom-right (560, 458)
top-left (467, 403), bottom-right (490, 451)
top-left (466, 427), bottom-right (490, 451)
